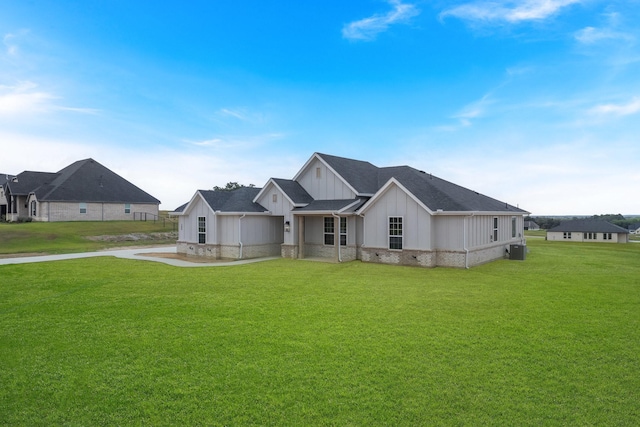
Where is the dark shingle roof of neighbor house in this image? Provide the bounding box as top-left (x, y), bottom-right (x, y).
top-left (29, 159), bottom-right (160, 204)
top-left (5, 172), bottom-right (58, 196)
top-left (1, 174), bottom-right (15, 186)
top-left (199, 187), bottom-right (267, 213)
top-left (548, 219), bottom-right (629, 233)
top-left (316, 153), bottom-right (526, 213)
top-left (271, 178), bottom-right (314, 204)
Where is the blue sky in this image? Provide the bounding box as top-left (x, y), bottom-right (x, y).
top-left (1, 0), bottom-right (638, 215)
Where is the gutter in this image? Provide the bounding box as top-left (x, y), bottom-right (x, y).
top-left (464, 212), bottom-right (477, 269)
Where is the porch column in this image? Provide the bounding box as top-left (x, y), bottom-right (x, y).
top-left (297, 216), bottom-right (305, 259)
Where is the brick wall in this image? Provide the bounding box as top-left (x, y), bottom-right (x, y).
top-left (35, 202), bottom-right (158, 222)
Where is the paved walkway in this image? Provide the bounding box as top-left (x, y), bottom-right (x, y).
top-left (0, 246), bottom-right (279, 268)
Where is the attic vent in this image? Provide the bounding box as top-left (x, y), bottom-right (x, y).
top-left (316, 167), bottom-right (321, 178)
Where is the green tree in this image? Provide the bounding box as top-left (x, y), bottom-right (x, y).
top-left (212, 182), bottom-right (255, 191)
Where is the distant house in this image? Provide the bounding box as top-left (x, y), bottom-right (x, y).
top-left (547, 219), bottom-right (629, 243)
top-left (1, 159), bottom-right (160, 222)
top-left (173, 152), bottom-right (529, 268)
top-left (524, 220), bottom-right (540, 231)
top-left (628, 223), bottom-right (640, 234)
top-left (0, 174), bottom-right (15, 220)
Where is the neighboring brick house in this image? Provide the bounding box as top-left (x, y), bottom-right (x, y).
top-left (1, 159), bottom-right (160, 222)
top-left (547, 219), bottom-right (629, 243)
top-left (173, 152), bottom-right (529, 268)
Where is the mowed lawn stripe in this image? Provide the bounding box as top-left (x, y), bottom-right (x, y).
top-left (1, 239), bottom-right (639, 425)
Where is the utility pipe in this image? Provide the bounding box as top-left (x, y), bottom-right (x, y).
top-left (238, 213), bottom-right (246, 259)
top-left (464, 212), bottom-right (476, 269)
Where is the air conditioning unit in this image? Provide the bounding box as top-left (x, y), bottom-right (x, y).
top-left (509, 244), bottom-right (526, 261)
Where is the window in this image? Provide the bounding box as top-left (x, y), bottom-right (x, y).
top-left (563, 232), bottom-right (572, 239)
top-left (31, 201), bottom-right (36, 216)
top-left (324, 217), bottom-right (346, 246)
top-left (324, 217), bottom-right (334, 245)
top-left (198, 216), bottom-right (206, 244)
top-left (604, 233), bottom-right (612, 240)
top-left (584, 232), bottom-right (588, 239)
top-left (511, 216), bottom-right (516, 238)
top-left (124, 203), bottom-right (131, 214)
top-left (80, 202), bottom-right (87, 214)
top-left (493, 217), bottom-right (499, 242)
top-left (389, 217), bottom-right (403, 250)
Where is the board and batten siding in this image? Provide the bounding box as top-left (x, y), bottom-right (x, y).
top-left (435, 214), bottom-right (524, 250)
top-left (303, 215), bottom-right (357, 246)
top-left (178, 196), bottom-right (215, 244)
top-left (255, 182), bottom-right (295, 245)
top-left (362, 184), bottom-right (432, 250)
top-left (296, 159), bottom-right (356, 200)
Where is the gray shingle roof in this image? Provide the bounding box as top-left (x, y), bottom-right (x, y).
top-left (5, 172), bottom-right (58, 196)
top-left (315, 153), bottom-right (526, 213)
top-left (272, 178), bottom-right (313, 204)
top-left (316, 153), bottom-right (380, 194)
top-left (379, 166), bottom-right (526, 213)
top-left (5, 160), bottom-right (159, 204)
top-left (548, 219), bottom-right (629, 233)
top-left (199, 187), bottom-right (267, 213)
top-left (1, 174), bottom-right (15, 187)
top-left (33, 159), bottom-right (160, 204)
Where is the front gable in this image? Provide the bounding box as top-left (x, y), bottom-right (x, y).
top-left (254, 180), bottom-right (294, 216)
top-left (293, 154), bottom-right (357, 200)
top-left (360, 179), bottom-right (433, 251)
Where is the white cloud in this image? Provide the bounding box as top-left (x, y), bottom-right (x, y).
top-left (0, 131), bottom-right (301, 210)
top-left (3, 33), bottom-right (18, 55)
top-left (440, 0), bottom-right (581, 24)
top-left (574, 26), bottom-right (634, 44)
top-left (589, 98), bottom-right (640, 116)
top-left (0, 81), bottom-right (98, 116)
top-left (452, 94), bottom-right (495, 126)
top-left (342, 0), bottom-right (419, 41)
top-left (185, 132), bottom-right (285, 149)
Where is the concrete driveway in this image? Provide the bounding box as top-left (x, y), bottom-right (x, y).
top-left (0, 246), bottom-right (278, 267)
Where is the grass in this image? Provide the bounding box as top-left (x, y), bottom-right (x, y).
top-left (0, 219), bottom-right (176, 255)
top-left (1, 239), bottom-right (639, 425)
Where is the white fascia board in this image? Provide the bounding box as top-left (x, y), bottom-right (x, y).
top-left (433, 210), bottom-right (530, 216)
top-left (292, 210), bottom-right (355, 216)
top-left (292, 153), bottom-right (361, 197)
top-left (359, 178), bottom-right (433, 215)
top-left (337, 199), bottom-right (365, 214)
top-left (177, 190), bottom-right (211, 216)
top-left (253, 178), bottom-right (308, 208)
top-left (215, 211), bottom-right (271, 216)
top-left (252, 179), bottom-right (275, 203)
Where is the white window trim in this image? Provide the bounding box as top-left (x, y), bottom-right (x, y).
top-left (389, 216), bottom-right (403, 250)
top-left (197, 216), bottom-right (206, 244)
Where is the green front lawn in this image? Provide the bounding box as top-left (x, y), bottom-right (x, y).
top-left (0, 219), bottom-right (176, 255)
top-left (1, 239), bottom-right (639, 425)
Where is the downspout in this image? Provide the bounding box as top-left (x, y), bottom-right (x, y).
top-left (464, 212), bottom-right (476, 269)
top-left (332, 212), bottom-right (342, 262)
top-left (238, 213), bottom-right (246, 260)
